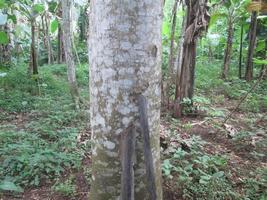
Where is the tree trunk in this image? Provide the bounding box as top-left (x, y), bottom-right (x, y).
top-left (0, 24), bottom-right (11, 66)
top-left (222, 16), bottom-right (234, 79)
top-left (261, 38), bottom-right (267, 79)
top-left (61, 0), bottom-right (80, 108)
top-left (31, 19), bottom-right (38, 75)
top-left (245, 11), bottom-right (258, 81)
top-left (89, 0), bottom-right (163, 199)
top-left (174, 10), bottom-right (187, 99)
top-left (173, 0), bottom-right (210, 118)
top-left (239, 23), bottom-right (244, 79)
top-left (57, 4), bottom-right (65, 64)
top-left (166, 0), bottom-right (179, 107)
top-left (45, 14), bottom-right (54, 65)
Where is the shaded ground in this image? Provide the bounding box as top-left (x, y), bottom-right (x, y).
top-left (1, 105), bottom-right (266, 199)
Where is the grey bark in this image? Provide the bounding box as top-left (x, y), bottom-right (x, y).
top-left (222, 15), bottom-right (234, 79)
top-left (44, 14), bottom-right (54, 65)
top-left (88, 0), bottom-right (163, 199)
top-left (61, 0), bottom-right (80, 108)
top-left (174, 0), bottom-right (210, 117)
top-left (174, 9), bottom-right (187, 101)
top-left (245, 11), bottom-right (258, 81)
top-left (166, 0), bottom-right (179, 107)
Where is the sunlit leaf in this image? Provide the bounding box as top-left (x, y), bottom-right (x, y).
top-left (0, 31), bottom-right (8, 44)
top-left (50, 19), bottom-right (58, 33)
top-left (33, 3), bottom-right (45, 14)
top-left (253, 58), bottom-right (267, 65)
top-left (0, 181), bottom-right (24, 193)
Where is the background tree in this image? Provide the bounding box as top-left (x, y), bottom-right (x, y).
top-left (61, 0), bottom-right (80, 108)
top-left (245, 11), bottom-right (258, 81)
top-left (173, 0), bottom-right (210, 117)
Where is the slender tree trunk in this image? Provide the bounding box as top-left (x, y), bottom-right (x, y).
top-left (166, 0), bottom-right (179, 107)
top-left (239, 23), bottom-right (244, 79)
top-left (45, 14), bottom-right (54, 65)
top-left (222, 16), bottom-right (234, 79)
top-left (57, 23), bottom-right (65, 63)
top-left (245, 11), bottom-right (258, 81)
top-left (61, 0), bottom-right (80, 108)
top-left (173, 0), bottom-right (210, 118)
top-left (261, 38), bottom-right (267, 79)
top-left (57, 4), bottom-right (65, 64)
top-left (89, 0), bottom-right (163, 199)
top-left (0, 24), bottom-right (11, 66)
top-left (174, 10), bottom-right (187, 101)
top-left (31, 19), bottom-right (38, 75)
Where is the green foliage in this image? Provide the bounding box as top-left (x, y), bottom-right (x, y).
top-left (52, 176), bottom-right (76, 197)
top-left (32, 3), bottom-right (45, 14)
top-left (0, 64), bottom-right (89, 193)
top-left (244, 168), bottom-right (267, 200)
top-left (162, 135), bottom-right (238, 200)
top-left (50, 19), bottom-right (59, 33)
top-left (0, 31), bottom-right (8, 45)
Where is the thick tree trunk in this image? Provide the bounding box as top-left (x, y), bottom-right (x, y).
top-left (239, 24), bottom-right (244, 79)
top-left (31, 19), bottom-right (38, 75)
top-left (61, 0), bottom-right (80, 108)
top-left (173, 0), bottom-right (209, 118)
top-left (89, 0), bottom-right (163, 199)
top-left (222, 17), bottom-right (234, 79)
top-left (245, 11), bottom-right (258, 81)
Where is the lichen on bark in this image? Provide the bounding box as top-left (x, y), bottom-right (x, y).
top-left (88, 0), bottom-right (163, 199)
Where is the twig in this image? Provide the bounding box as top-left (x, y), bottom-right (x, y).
top-left (222, 67), bottom-right (267, 124)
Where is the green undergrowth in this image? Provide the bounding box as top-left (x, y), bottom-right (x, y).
top-left (0, 63), bottom-right (89, 194)
top-left (195, 59), bottom-right (267, 113)
top-left (162, 132), bottom-right (267, 200)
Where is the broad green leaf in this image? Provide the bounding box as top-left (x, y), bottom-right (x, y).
top-left (253, 58), bottom-right (267, 65)
top-left (162, 21), bottom-right (170, 38)
top-left (0, 0), bottom-right (5, 9)
top-left (213, 171), bottom-right (224, 178)
top-left (50, 19), bottom-right (58, 33)
top-left (0, 12), bottom-right (7, 25)
top-left (0, 31), bottom-right (8, 44)
top-left (0, 181), bottom-right (23, 193)
top-left (33, 4), bottom-right (45, 14)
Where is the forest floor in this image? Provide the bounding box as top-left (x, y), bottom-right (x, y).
top-left (0, 62), bottom-right (267, 199)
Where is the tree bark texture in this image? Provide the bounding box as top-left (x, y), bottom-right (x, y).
top-left (31, 19), bottom-right (38, 75)
top-left (245, 11), bottom-right (258, 81)
top-left (62, 0), bottom-right (80, 107)
top-left (174, 0), bottom-right (210, 118)
top-left (0, 24), bottom-right (11, 66)
top-left (165, 0), bottom-right (179, 107)
top-left (89, 0), bottom-right (163, 199)
top-left (222, 17), bottom-right (234, 79)
top-left (57, 4), bottom-right (65, 64)
top-left (239, 23), bottom-right (244, 79)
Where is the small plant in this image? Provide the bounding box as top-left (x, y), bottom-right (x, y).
top-left (244, 167), bottom-right (267, 200)
top-left (162, 134), bottom-right (239, 199)
top-left (52, 176), bottom-right (76, 197)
